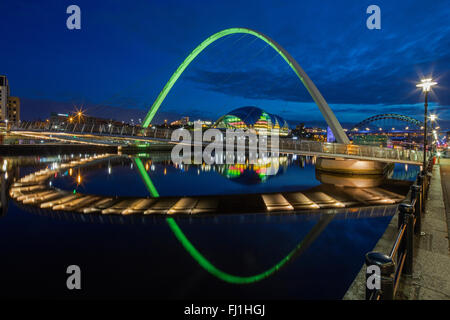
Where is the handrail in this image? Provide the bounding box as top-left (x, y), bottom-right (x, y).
top-left (389, 224), bottom-right (406, 259)
top-left (364, 156), bottom-right (434, 300)
top-left (13, 122), bottom-right (426, 164)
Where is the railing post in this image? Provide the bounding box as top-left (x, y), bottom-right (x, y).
top-left (425, 170), bottom-right (433, 199)
top-left (411, 185), bottom-right (422, 234)
top-left (417, 174), bottom-right (425, 213)
top-left (365, 252), bottom-right (395, 300)
top-left (399, 203), bottom-right (414, 275)
top-left (398, 202), bottom-right (406, 230)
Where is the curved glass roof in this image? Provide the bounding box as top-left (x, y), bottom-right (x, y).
top-left (216, 106), bottom-right (289, 128)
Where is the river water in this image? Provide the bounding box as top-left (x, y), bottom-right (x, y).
top-left (0, 153), bottom-right (419, 299)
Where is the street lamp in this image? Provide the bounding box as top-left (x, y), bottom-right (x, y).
top-left (416, 78), bottom-right (437, 170)
top-left (430, 114), bottom-right (437, 122)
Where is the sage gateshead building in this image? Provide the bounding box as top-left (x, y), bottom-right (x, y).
top-left (213, 106), bottom-right (290, 136)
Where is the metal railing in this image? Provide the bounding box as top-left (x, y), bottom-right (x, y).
top-left (14, 121), bottom-right (426, 164)
top-left (278, 139), bottom-right (424, 164)
top-left (364, 158), bottom-right (434, 300)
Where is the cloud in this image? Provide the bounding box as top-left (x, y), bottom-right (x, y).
top-left (186, 59), bottom-right (450, 106)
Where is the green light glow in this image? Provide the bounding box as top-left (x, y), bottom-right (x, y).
top-left (142, 28), bottom-right (308, 127)
top-left (134, 158), bottom-right (160, 197)
top-left (166, 217), bottom-right (308, 284)
top-left (134, 160), bottom-right (324, 284)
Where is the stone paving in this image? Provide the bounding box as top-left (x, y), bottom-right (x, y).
top-left (344, 159), bottom-right (450, 300)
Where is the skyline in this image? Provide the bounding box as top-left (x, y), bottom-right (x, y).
top-left (0, 0), bottom-right (448, 129)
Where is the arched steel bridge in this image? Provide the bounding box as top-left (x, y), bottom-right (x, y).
top-left (9, 29), bottom-right (429, 165)
top-left (4, 29), bottom-right (425, 287)
top-left (13, 122), bottom-right (426, 165)
top-left (352, 114), bottom-right (423, 131)
top-left (141, 27), bottom-right (349, 144)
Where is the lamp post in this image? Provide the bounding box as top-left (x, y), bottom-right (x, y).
top-left (430, 114), bottom-right (437, 154)
top-left (416, 78), bottom-right (437, 171)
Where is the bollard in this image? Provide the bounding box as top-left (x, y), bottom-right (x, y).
top-left (365, 252), bottom-right (396, 300)
top-left (399, 203), bottom-right (414, 275)
top-left (411, 185), bottom-right (422, 234)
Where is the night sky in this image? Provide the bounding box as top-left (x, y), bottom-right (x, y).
top-left (1, 0), bottom-right (449, 129)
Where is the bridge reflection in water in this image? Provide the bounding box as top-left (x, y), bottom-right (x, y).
top-left (9, 153), bottom-right (411, 215)
top-left (5, 152), bottom-right (413, 286)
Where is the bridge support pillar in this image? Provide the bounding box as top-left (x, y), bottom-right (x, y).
top-left (316, 158), bottom-right (391, 175)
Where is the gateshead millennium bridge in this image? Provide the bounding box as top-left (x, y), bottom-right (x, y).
top-left (9, 27), bottom-right (427, 166)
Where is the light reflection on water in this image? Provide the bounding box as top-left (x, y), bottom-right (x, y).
top-left (0, 153), bottom-right (418, 299)
top-left (49, 153), bottom-right (419, 198)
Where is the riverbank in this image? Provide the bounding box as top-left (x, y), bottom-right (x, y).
top-left (343, 159), bottom-right (450, 300)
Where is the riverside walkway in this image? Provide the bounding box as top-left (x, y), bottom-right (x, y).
top-left (344, 158), bottom-right (450, 300)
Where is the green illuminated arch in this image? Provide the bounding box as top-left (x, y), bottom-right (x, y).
top-left (142, 27), bottom-right (349, 144)
top-left (166, 217), bottom-right (332, 284)
top-left (135, 156), bottom-right (332, 284)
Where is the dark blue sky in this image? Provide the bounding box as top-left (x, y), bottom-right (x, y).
top-left (1, 0), bottom-right (448, 128)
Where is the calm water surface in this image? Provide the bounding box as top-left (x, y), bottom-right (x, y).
top-left (0, 153), bottom-right (419, 299)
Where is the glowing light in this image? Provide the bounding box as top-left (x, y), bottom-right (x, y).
top-left (166, 217), bottom-right (309, 284)
top-left (134, 158), bottom-right (159, 197)
top-left (416, 78), bottom-right (437, 92)
top-left (429, 114), bottom-right (437, 121)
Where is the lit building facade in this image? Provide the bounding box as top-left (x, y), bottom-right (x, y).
top-left (7, 96), bottom-right (20, 125)
top-left (0, 75), bottom-right (9, 122)
top-left (214, 106), bottom-right (289, 136)
top-left (170, 116), bottom-right (190, 126)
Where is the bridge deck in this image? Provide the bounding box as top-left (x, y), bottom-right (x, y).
top-left (12, 128), bottom-right (425, 165)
